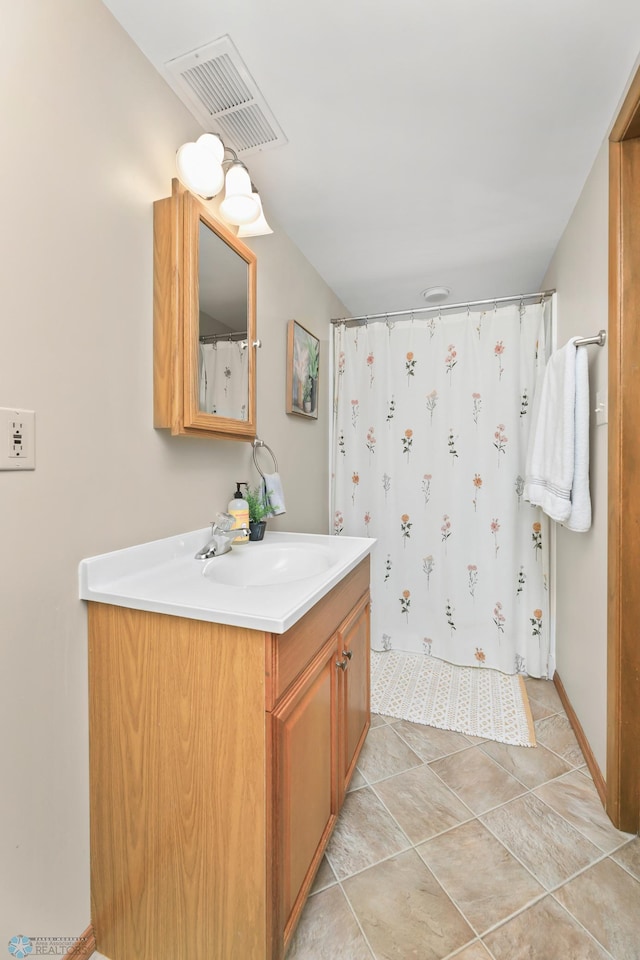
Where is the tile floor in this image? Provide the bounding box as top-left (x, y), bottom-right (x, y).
top-left (286, 677), bottom-right (640, 960)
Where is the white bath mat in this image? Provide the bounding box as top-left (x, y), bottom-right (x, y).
top-left (371, 650), bottom-right (536, 747)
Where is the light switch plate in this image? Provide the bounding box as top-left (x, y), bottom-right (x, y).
top-left (0, 408), bottom-right (35, 469)
top-left (595, 391), bottom-right (608, 426)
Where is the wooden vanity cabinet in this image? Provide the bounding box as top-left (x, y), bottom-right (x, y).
top-left (337, 595), bottom-right (371, 803)
top-left (88, 558), bottom-right (370, 960)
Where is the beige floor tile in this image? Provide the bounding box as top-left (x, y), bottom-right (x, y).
top-left (555, 857), bottom-right (640, 960)
top-left (534, 713), bottom-right (585, 766)
top-left (527, 696), bottom-right (556, 721)
top-left (309, 855), bottom-right (337, 895)
top-left (416, 819), bottom-right (544, 934)
top-left (355, 723), bottom-right (423, 783)
top-left (524, 677), bottom-right (563, 713)
top-left (483, 896), bottom-right (610, 959)
top-left (286, 883), bottom-right (373, 959)
top-left (534, 770), bottom-right (633, 853)
top-left (325, 786), bottom-right (410, 880)
top-left (391, 719), bottom-right (474, 761)
top-left (429, 746), bottom-right (525, 815)
top-left (480, 739), bottom-right (571, 789)
top-left (370, 713), bottom-right (387, 728)
top-left (343, 849), bottom-right (474, 960)
top-left (612, 836), bottom-right (640, 881)
top-left (452, 943), bottom-right (494, 959)
top-left (374, 763), bottom-right (473, 844)
top-left (577, 763), bottom-right (594, 780)
top-left (462, 733), bottom-right (488, 745)
top-left (348, 768), bottom-right (367, 792)
top-left (481, 793), bottom-right (601, 889)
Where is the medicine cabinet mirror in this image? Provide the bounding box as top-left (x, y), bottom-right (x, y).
top-left (154, 179), bottom-right (257, 441)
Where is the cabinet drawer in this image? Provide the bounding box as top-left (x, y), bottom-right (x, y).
top-left (265, 558), bottom-right (370, 710)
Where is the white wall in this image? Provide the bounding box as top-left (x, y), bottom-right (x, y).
top-left (542, 143), bottom-right (609, 773)
top-left (0, 0), bottom-right (345, 942)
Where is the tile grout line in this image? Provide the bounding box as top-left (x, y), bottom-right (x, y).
top-left (328, 780), bottom-right (483, 949)
top-left (333, 875), bottom-right (379, 960)
top-left (607, 846), bottom-right (640, 884)
top-left (344, 705), bottom-right (632, 956)
top-left (529, 779), bottom-right (635, 855)
top-left (301, 694), bottom-right (631, 959)
top-left (546, 890), bottom-right (618, 960)
top-left (340, 771), bottom-right (537, 949)
top-left (368, 778), bottom-right (478, 842)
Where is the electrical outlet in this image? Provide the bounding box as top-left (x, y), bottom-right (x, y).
top-left (0, 408), bottom-right (35, 470)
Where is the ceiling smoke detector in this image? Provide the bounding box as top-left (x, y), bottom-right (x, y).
top-left (421, 286), bottom-right (450, 304)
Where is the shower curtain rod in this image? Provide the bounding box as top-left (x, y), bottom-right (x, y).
top-left (330, 289), bottom-right (556, 326)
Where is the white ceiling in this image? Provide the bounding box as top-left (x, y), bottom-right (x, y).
top-left (103, 0), bottom-right (640, 317)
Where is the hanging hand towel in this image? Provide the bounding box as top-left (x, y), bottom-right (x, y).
top-left (564, 345), bottom-right (591, 532)
top-left (263, 473), bottom-right (286, 516)
top-left (524, 337), bottom-right (591, 530)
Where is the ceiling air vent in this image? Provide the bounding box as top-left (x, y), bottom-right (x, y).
top-left (164, 35), bottom-right (287, 157)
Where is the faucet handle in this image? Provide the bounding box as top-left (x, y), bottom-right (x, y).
top-left (213, 512), bottom-right (235, 533)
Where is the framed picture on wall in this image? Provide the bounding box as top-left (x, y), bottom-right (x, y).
top-left (286, 320), bottom-right (319, 419)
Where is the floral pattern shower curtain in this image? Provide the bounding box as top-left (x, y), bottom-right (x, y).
top-left (331, 302), bottom-right (551, 677)
top-left (199, 340), bottom-right (248, 420)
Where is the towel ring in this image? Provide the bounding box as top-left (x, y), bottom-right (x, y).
top-left (252, 438), bottom-right (278, 480)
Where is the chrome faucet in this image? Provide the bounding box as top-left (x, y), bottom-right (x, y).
top-left (195, 512), bottom-right (249, 559)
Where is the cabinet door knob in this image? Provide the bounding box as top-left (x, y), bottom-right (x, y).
top-left (336, 659), bottom-right (349, 671)
top-left (342, 649), bottom-right (353, 659)
top-left (253, 339), bottom-right (262, 348)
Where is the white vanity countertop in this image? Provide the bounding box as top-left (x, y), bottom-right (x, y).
top-left (79, 528), bottom-right (374, 634)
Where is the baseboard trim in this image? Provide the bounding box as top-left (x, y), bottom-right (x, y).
top-left (65, 925), bottom-right (95, 960)
top-left (553, 671), bottom-right (606, 806)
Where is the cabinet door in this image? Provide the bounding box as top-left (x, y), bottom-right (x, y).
top-left (337, 594), bottom-right (371, 802)
top-left (153, 180), bottom-right (257, 441)
top-left (270, 636), bottom-right (338, 950)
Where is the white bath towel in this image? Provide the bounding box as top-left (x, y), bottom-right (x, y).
top-left (524, 338), bottom-right (591, 531)
top-left (564, 345), bottom-right (591, 532)
top-left (263, 472), bottom-right (286, 516)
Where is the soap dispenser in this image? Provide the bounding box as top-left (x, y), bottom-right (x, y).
top-left (228, 482), bottom-right (249, 543)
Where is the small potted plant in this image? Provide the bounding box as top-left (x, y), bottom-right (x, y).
top-left (307, 340), bottom-right (319, 410)
top-left (302, 377), bottom-right (313, 413)
top-left (245, 485), bottom-right (270, 541)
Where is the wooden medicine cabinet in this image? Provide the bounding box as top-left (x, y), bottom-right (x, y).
top-left (154, 179), bottom-right (257, 441)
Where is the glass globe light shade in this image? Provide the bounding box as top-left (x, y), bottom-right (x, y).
top-left (175, 133), bottom-right (225, 198)
top-left (237, 193), bottom-right (273, 236)
top-left (219, 162), bottom-right (260, 225)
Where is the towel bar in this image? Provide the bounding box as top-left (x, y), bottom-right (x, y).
top-left (574, 330), bottom-right (606, 347)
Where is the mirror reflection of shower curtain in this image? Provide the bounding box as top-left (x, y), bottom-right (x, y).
top-left (199, 341), bottom-right (248, 420)
top-left (330, 301), bottom-right (551, 678)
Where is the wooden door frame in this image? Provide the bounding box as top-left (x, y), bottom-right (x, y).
top-left (607, 64), bottom-right (640, 833)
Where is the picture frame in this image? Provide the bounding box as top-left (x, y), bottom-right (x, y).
top-left (286, 320), bottom-right (320, 419)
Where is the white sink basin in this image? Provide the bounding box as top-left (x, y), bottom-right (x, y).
top-left (203, 543), bottom-right (333, 587)
top-left (79, 528), bottom-right (374, 633)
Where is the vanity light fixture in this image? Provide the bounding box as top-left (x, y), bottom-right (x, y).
top-left (219, 160), bottom-right (260, 225)
top-left (175, 133), bottom-right (272, 234)
top-left (237, 186), bottom-right (273, 237)
top-left (175, 133), bottom-right (225, 199)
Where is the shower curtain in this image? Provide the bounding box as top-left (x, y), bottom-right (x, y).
top-left (331, 301), bottom-right (551, 678)
top-left (199, 340), bottom-right (248, 419)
